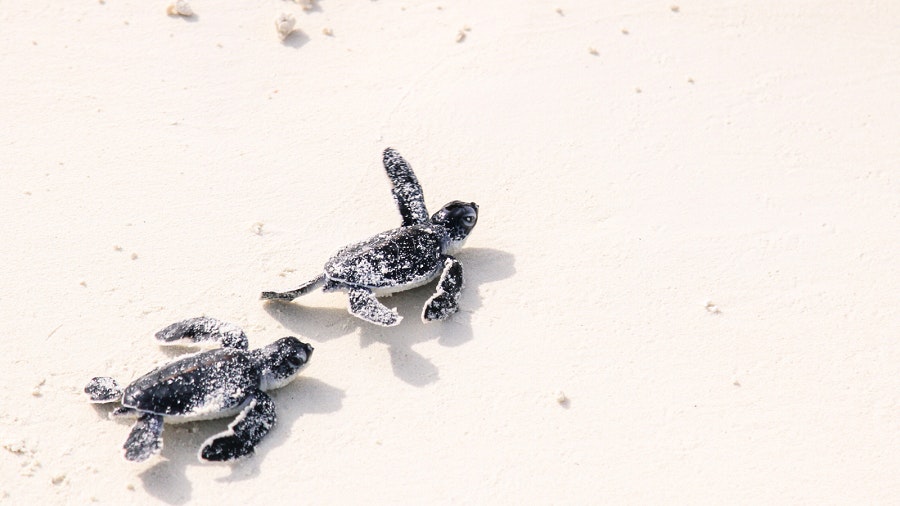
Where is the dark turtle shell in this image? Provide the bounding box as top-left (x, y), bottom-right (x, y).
top-left (325, 224), bottom-right (445, 289)
top-left (122, 348), bottom-right (258, 417)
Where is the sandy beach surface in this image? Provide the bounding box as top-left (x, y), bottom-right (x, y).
top-left (2, 1), bottom-right (898, 504)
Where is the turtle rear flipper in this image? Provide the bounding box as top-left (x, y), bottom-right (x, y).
top-left (423, 256), bottom-right (464, 322)
top-left (348, 287), bottom-right (402, 327)
top-left (85, 377), bottom-right (124, 403)
top-left (200, 391), bottom-right (276, 462)
top-left (261, 274), bottom-right (325, 302)
top-left (123, 413), bottom-right (164, 462)
top-left (155, 317), bottom-right (248, 350)
top-left (384, 148), bottom-right (429, 226)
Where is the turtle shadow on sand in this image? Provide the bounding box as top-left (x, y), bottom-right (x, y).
top-left (264, 247), bottom-right (516, 387)
top-left (132, 377), bottom-right (345, 504)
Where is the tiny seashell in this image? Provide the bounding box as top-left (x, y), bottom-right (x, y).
top-left (167, 0), bottom-right (193, 17)
top-left (275, 13), bottom-right (297, 40)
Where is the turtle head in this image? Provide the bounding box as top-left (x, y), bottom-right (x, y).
top-left (255, 337), bottom-right (314, 391)
top-left (432, 201), bottom-right (479, 251)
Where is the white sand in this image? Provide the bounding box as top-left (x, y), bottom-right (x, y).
top-left (2, 1), bottom-right (898, 503)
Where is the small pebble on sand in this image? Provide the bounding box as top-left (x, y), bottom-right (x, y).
top-left (295, 0), bottom-right (317, 11)
top-left (32, 379), bottom-right (46, 397)
top-left (456, 26), bottom-right (472, 44)
top-left (166, 0), bottom-right (193, 17)
top-left (275, 13), bottom-right (297, 40)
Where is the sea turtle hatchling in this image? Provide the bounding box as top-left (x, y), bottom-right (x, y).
top-left (84, 317), bottom-right (314, 462)
top-left (261, 148), bottom-right (479, 326)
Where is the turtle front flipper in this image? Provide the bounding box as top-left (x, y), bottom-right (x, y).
top-left (155, 317), bottom-right (248, 350)
top-left (261, 274), bottom-right (325, 302)
top-left (423, 256), bottom-right (464, 322)
top-left (200, 391), bottom-right (276, 462)
top-left (348, 287), bottom-right (402, 326)
top-left (383, 148), bottom-right (430, 226)
top-left (123, 413), bottom-right (164, 462)
top-left (85, 377), bottom-right (124, 403)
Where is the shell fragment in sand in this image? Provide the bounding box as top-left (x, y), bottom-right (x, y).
top-left (275, 13), bottom-right (297, 40)
top-left (295, 0), bottom-right (317, 11)
top-left (166, 0), bottom-right (193, 17)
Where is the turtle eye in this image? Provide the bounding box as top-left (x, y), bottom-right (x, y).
top-left (463, 215), bottom-right (474, 225)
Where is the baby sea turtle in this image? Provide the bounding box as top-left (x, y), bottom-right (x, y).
top-left (261, 148), bottom-right (479, 326)
top-left (84, 317), bottom-right (314, 462)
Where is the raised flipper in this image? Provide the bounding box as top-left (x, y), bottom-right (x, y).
top-left (261, 274), bottom-right (326, 303)
top-left (155, 317), bottom-right (248, 350)
top-left (124, 413), bottom-right (164, 462)
top-left (348, 287), bottom-right (402, 327)
top-left (200, 391), bottom-right (276, 462)
top-left (423, 256), bottom-right (464, 322)
top-left (85, 377), bottom-right (124, 403)
top-left (383, 148), bottom-right (430, 226)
